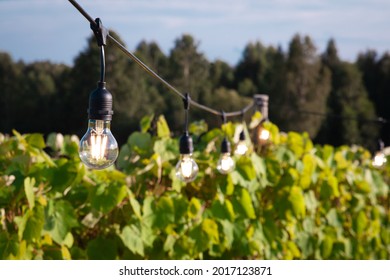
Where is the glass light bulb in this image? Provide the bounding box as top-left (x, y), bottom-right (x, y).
top-left (235, 140), bottom-right (248, 155)
top-left (175, 154), bottom-right (199, 182)
top-left (372, 152), bottom-right (387, 168)
top-left (258, 127), bottom-right (270, 141)
top-left (217, 153), bottom-right (235, 174)
top-left (79, 119), bottom-right (118, 169)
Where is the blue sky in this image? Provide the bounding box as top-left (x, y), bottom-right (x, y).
top-left (0, 0), bottom-right (389, 66)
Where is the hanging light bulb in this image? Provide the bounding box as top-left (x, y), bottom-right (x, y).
top-left (257, 125), bottom-right (271, 143)
top-left (235, 130), bottom-right (248, 156)
top-left (175, 93), bottom-right (198, 182)
top-left (175, 133), bottom-right (198, 182)
top-left (372, 140), bottom-right (387, 168)
top-left (217, 138), bottom-right (235, 174)
top-left (78, 22), bottom-right (118, 170)
top-left (372, 151), bottom-right (387, 168)
top-left (79, 119), bottom-right (118, 169)
top-left (79, 82), bottom-right (118, 169)
top-left (253, 94), bottom-right (271, 145)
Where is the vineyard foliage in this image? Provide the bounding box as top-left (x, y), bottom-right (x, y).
top-left (0, 114), bottom-right (389, 260)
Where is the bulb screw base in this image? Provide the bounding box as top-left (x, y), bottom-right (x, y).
top-left (88, 82), bottom-right (114, 121)
top-left (179, 132), bottom-right (194, 154)
top-left (239, 130), bottom-right (246, 141)
top-left (221, 137), bottom-right (231, 154)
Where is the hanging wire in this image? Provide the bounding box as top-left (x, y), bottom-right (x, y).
top-left (183, 93), bottom-right (190, 133)
top-left (68, 0), bottom-right (255, 119)
top-left (99, 46), bottom-right (105, 83)
top-left (221, 111), bottom-right (227, 125)
top-left (298, 110), bottom-right (389, 124)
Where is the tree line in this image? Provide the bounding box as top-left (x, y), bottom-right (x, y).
top-left (0, 31), bottom-right (389, 151)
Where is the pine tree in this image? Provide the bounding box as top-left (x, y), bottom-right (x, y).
top-left (166, 34), bottom-right (211, 130)
top-left (317, 40), bottom-right (379, 150)
top-left (357, 51), bottom-right (390, 146)
top-left (277, 34), bottom-right (331, 137)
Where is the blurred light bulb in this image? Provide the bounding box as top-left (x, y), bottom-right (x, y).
top-left (79, 119), bottom-right (118, 169)
top-left (258, 127), bottom-right (270, 142)
top-left (175, 154), bottom-right (199, 182)
top-left (176, 133), bottom-right (198, 182)
top-left (217, 153), bottom-right (235, 174)
top-left (235, 140), bottom-right (248, 155)
top-left (235, 130), bottom-right (248, 156)
top-left (372, 152), bottom-right (387, 168)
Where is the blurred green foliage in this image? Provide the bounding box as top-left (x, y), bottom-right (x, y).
top-left (0, 116), bottom-right (388, 260)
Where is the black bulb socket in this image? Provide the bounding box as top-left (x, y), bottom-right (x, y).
top-left (88, 82), bottom-right (114, 121)
top-left (179, 132), bottom-right (194, 154)
top-left (239, 130), bottom-right (246, 141)
top-left (221, 137), bottom-right (231, 154)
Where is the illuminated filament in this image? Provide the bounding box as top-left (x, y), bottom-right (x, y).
top-left (372, 152), bottom-right (387, 168)
top-left (91, 120), bottom-right (107, 160)
top-left (259, 128), bottom-right (270, 141)
top-left (179, 156), bottom-right (194, 178)
top-left (235, 141), bottom-right (248, 155)
top-left (217, 153), bottom-right (235, 174)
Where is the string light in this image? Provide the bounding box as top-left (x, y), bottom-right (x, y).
top-left (235, 111), bottom-right (249, 156)
top-left (372, 140), bottom-right (388, 168)
top-left (69, 0), bottom-right (255, 171)
top-left (217, 138), bottom-right (235, 174)
top-left (67, 1), bottom-right (390, 173)
top-left (175, 94), bottom-right (199, 182)
top-left (254, 94), bottom-right (271, 145)
top-left (217, 112), bottom-right (235, 174)
top-left (78, 18), bottom-right (118, 169)
top-left (235, 130), bottom-right (249, 156)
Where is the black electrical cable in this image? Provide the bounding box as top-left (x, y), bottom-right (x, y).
top-left (68, 0), bottom-right (255, 119)
top-left (183, 93), bottom-right (190, 133)
top-left (298, 110), bottom-right (389, 124)
top-left (100, 46), bottom-right (105, 83)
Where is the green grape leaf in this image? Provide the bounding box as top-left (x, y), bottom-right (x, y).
top-left (235, 156), bottom-right (256, 181)
top-left (189, 120), bottom-right (208, 136)
top-left (128, 132), bottom-right (152, 155)
top-left (23, 206), bottom-right (44, 243)
top-left (25, 133), bottom-right (45, 149)
top-left (320, 174), bottom-right (340, 199)
top-left (353, 211), bottom-right (368, 236)
top-left (238, 188), bottom-right (256, 219)
top-left (288, 186), bottom-right (306, 218)
top-left (326, 209), bottom-right (342, 228)
top-left (49, 160), bottom-right (79, 192)
top-left (300, 154), bottom-right (316, 189)
top-left (320, 235), bottom-right (334, 259)
top-left (188, 197), bottom-right (202, 219)
top-left (120, 225), bottom-right (144, 256)
top-left (90, 183), bottom-right (127, 214)
top-left (155, 196), bottom-right (175, 228)
top-left (202, 218), bottom-right (219, 244)
top-left (0, 233), bottom-right (19, 259)
top-left (219, 220), bottom-right (234, 249)
top-left (87, 237), bottom-right (117, 260)
top-left (371, 170), bottom-right (388, 196)
top-left (157, 115), bottom-right (170, 138)
top-left (129, 196), bottom-right (142, 219)
top-left (15, 206), bottom-right (45, 243)
top-left (24, 177), bottom-right (35, 209)
top-left (211, 199), bottom-right (235, 222)
top-left (44, 200), bottom-right (78, 245)
top-left (140, 114), bottom-right (154, 133)
top-left (153, 138), bottom-right (178, 162)
top-left (142, 196), bottom-right (156, 228)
